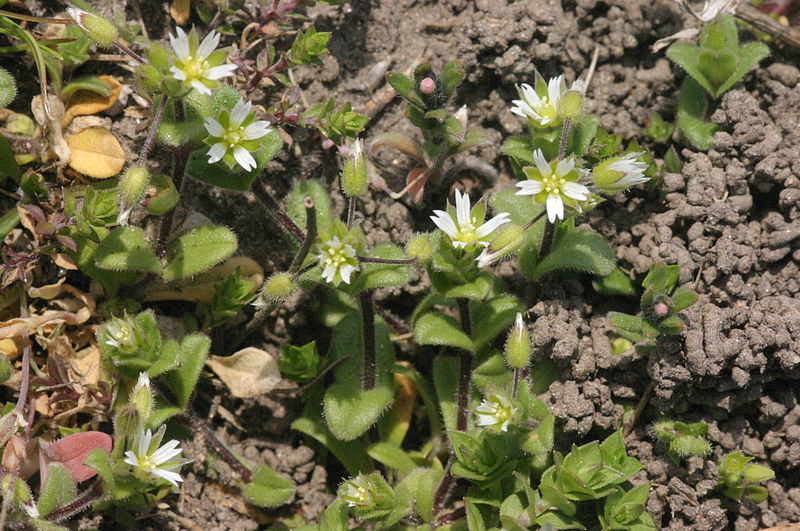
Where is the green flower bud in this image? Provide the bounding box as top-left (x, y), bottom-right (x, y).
top-left (113, 404), bottom-right (140, 438)
top-left (341, 139), bottom-right (368, 198)
top-left (120, 166), bottom-right (150, 207)
top-left (556, 90), bottom-right (584, 120)
top-left (0, 67), bottom-right (17, 108)
top-left (670, 435), bottom-right (711, 457)
top-left (505, 313), bottom-right (531, 369)
top-left (477, 223), bottom-right (523, 267)
top-left (262, 272), bottom-right (296, 301)
top-left (66, 8), bottom-right (118, 48)
top-left (405, 233), bottom-right (435, 264)
top-left (99, 315), bottom-right (140, 355)
top-left (339, 473), bottom-right (395, 519)
top-left (129, 373), bottom-right (153, 423)
top-left (652, 419), bottom-right (676, 443)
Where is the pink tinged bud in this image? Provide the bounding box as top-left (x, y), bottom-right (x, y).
top-left (321, 138), bottom-right (335, 150)
top-left (419, 77), bottom-right (436, 94)
top-left (653, 302), bottom-right (670, 317)
top-left (42, 431), bottom-right (112, 483)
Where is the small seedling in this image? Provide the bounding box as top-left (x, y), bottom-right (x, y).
top-left (652, 419), bottom-right (712, 464)
top-left (717, 451), bottom-right (775, 503)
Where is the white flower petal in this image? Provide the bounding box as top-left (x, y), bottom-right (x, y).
top-left (152, 468), bottom-right (183, 487)
top-left (321, 263), bottom-right (336, 283)
top-left (430, 211), bottom-right (458, 239)
top-left (339, 264), bottom-right (357, 284)
top-left (195, 30), bottom-right (221, 60)
top-left (546, 194), bottom-right (564, 223)
top-left (169, 66), bottom-right (187, 81)
top-left (169, 28), bottom-right (190, 62)
top-left (233, 146), bottom-right (256, 172)
top-left (476, 248), bottom-right (497, 268)
top-left (243, 121), bottom-right (271, 140)
top-left (206, 143), bottom-right (227, 163)
top-left (204, 117), bottom-right (224, 137)
top-left (532, 149), bottom-right (551, 177)
top-left (230, 99), bottom-right (252, 128)
top-left (563, 181), bottom-right (590, 201)
top-left (190, 79), bottom-right (211, 95)
top-left (123, 450), bottom-right (139, 467)
top-left (515, 180), bottom-right (542, 195)
top-left (205, 63), bottom-right (238, 80)
top-left (455, 189), bottom-right (471, 226)
top-left (476, 212), bottom-right (511, 238)
top-left (555, 157), bottom-right (575, 177)
top-left (548, 75), bottom-right (565, 106)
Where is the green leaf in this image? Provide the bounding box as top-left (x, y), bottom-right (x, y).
top-left (743, 484), bottom-right (769, 503)
top-left (147, 339), bottom-right (181, 377)
top-left (0, 207), bottom-right (20, 240)
top-left (700, 14), bottom-right (739, 52)
top-left (471, 295), bottom-right (523, 352)
top-left (677, 77), bottom-right (718, 150)
top-left (144, 172), bottom-right (179, 215)
top-left (667, 42), bottom-right (715, 96)
top-left (567, 114), bottom-right (599, 157)
top-left (60, 75), bottom-right (110, 98)
top-left (94, 226), bottom-right (161, 273)
top-left (164, 334), bottom-right (210, 408)
top-left (592, 267), bottom-right (637, 296)
top-left (323, 313), bottom-right (395, 441)
top-left (742, 463), bottom-right (775, 483)
top-left (698, 50), bottom-right (737, 93)
top-left (440, 60), bottom-right (465, 98)
top-left (502, 135), bottom-right (534, 164)
top-left (347, 243), bottom-right (411, 293)
top-left (241, 464), bottom-right (295, 507)
top-left (717, 41), bottom-right (769, 96)
top-left (0, 136), bottom-right (22, 181)
top-left (533, 229), bottom-right (615, 279)
top-left (433, 356), bottom-right (460, 433)
top-left (37, 464), bottom-right (76, 518)
top-left (279, 341), bottom-right (320, 383)
top-left (366, 442), bottom-right (417, 474)
top-left (663, 145), bottom-right (683, 173)
top-left (162, 225), bottom-right (238, 281)
top-left (287, 179), bottom-right (334, 236)
top-left (84, 448), bottom-right (115, 494)
top-left (386, 72), bottom-right (424, 107)
top-left (414, 312), bottom-right (473, 352)
top-left (396, 468), bottom-right (439, 523)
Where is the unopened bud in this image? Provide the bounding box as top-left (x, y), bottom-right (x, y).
top-left (557, 90), bottom-right (584, 120)
top-left (477, 223), bottom-right (523, 268)
top-left (406, 233), bottom-right (435, 264)
top-left (653, 301), bottom-right (670, 317)
top-left (262, 272), bottom-right (296, 301)
top-left (419, 77), bottom-right (436, 94)
top-left (505, 313), bottom-right (532, 369)
top-left (120, 166), bottom-right (150, 206)
top-left (66, 8), bottom-right (118, 48)
top-left (341, 139), bottom-right (368, 197)
top-left (130, 373), bottom-right (152, 423)
top-left (113, 404), bottom-right (140, 438)
top-left (0, 67), bottom-right (17, 108)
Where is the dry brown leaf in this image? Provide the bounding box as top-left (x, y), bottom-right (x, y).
top-left (70, 345), bottom-right (101, 386)
top-left (28, 278), bottom-right (66, 300)
top-left (0, 339), bottom-right (18, 360)
top-left (66, 127), bottom-right (126, 179)
top-left (144, 256), bottom-right (264, 304)
top-left (0, 285), bottom-right (95, 339)
top-left (31, 95), bottom-right (70, 165)
top-left (206, 347), bottom-right (280, 398)
top-left (52, 253), bottom-right (78, 270)
top-left (62, 76), bottom-right (122, 126)
top-left (170, 0), bottom-right (191, 24)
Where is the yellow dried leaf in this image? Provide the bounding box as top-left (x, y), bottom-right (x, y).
top-left (0, 339), bottom-right (18, 359)
top-left (66, 127), bottom-right (125, 179)
top-left (28, 278), bottom-right (66, 300)
top-left (144, 256), bottom-right (264, 303)
top-left (170, 0), bottom-right (191, 24)
top-left (63, 75), bottom-right (122, 126)
top-left (206, 348), bottom-right (280, 398)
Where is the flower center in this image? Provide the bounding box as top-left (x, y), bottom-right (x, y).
top-left (489, 402), bottom-right (511, 423)
top-left (224, 126), bottom-right (245, 148)
top-left (456, 217), bottom-right (479, 243)
top-left (183, 56), bottom-right (210, 79)
top-left (325, 247), bottom-right (349, 268)
top-left (537, 96), bottom-right (558, 120)
top-left (541, 171), bottom-right (566, 195)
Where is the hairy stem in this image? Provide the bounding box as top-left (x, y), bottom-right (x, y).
top-left (522, 210), bottom-right (546, 231)
top-left (155, 100), bottom-right (189, 258)
top-left (456, 297), bottom-right (472, 432)
top-left (357, 256), bottom-right (418, 265)
top-left (136, 95), bottom-right (167, 166)
top-left (179, 411), bottom-right (252, 483)
top-left (346, 196), bottom-right (355, 230)
top-left (360, 290), bottom-right (377, 391)
top-left (558, 117), bottom-right (572, 161)
top-left (251, 179), bottom-right (305, 243)
top-left (14, 292), bottom-right (30, 418)
top-left (44, 480), bottom-right (103, 522)
top-left (114, 41), bottom-right (146, 64)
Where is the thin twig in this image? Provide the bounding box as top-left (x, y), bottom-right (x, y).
top-left (623, 381), bottom-right (655, 438)
top-left (179, 411), bottom-right (252, 483)
top-left (583, 46), bottom-right (601, 92)
top-left (251, 180), bottom-right (305, 243)
top-left (114, 41), bottom-right (146, 64)
top-left (735, 3), bottom-right (800, 50)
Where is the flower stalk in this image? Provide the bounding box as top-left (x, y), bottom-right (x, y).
top-left (156, 100), bottom-right (189, 257)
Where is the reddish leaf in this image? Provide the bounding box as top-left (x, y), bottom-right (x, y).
top-left (43, 431), bottom-right (112, 482)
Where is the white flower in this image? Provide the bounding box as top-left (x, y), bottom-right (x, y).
top-left (350, 138), bottom-right (363, 161)
top-left (318, 236), bottom-right (359, 286)
top-left (475, 392), bottom-right (518, 432)
top-left (510, 75), bottom-right (585, 126)
top-left (430, 189), bottom-right (511, 250)
top-left (133, 372), bottom-right (150, 393)
top-left (592, 152), bottom-right (649, 192)
top-left (102, 316), bottom-right (138, 354)
top-left (341, 476), bottom-right (373, 507)
top-left (123, 425), bottom-right (190, 488)
top-left (169, 27), bottom-right (237, 95)
top-left (204, 98), bottom-right (272, 172)
top-left (515, 149), bottom-right (591, 223)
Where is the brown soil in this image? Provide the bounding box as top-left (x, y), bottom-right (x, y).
top-left (14, 0), bottom-right (800, 529)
